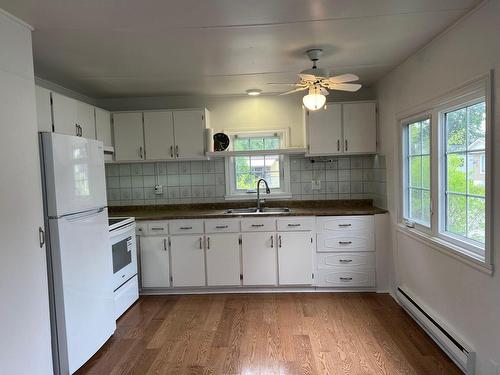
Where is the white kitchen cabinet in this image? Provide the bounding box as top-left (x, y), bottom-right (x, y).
top-left (277, 232), bottom-right (314, 285)
top-left (170, 235), bottom-right (206, 287)
top-left (95, 107), bottom-right (113, 149)
top-left (52, 92), bottom-right (95, 138)
top-left (113, 112), bottom-right (144, 161)
top-left (143, 111), bottom-right (175, 160)
top-left (205, 233), bottom-right (241, 286)
top-left (343, 102), bottom-right (377, 154)
top-left (241, 232), bottom-right (277, 286)
top-left (172, 110), bottom-right (206, 159)
top-left (77, 101), bottom-right (96, 139)
top-left (306, 101), bottom-right (376, 155)
top-left (306, 103), bottom-right (342, 155)
top-left (140, 236), bottom-right (170, 288)
top-left (35, 86), bottom-right (52, 132)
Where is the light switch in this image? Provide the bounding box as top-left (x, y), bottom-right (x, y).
top-left (154, 185), bottom-right (163, 195)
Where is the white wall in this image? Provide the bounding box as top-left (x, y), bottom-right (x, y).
top-left (97, 88), bottom-right (375, 148)
top-left (376, 1), bottom-right (500, 373)
top-left (0, 9), bottom-right (53, 375)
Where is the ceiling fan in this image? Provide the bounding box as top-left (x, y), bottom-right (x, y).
top-left (269, 49), bottom-right (362, 110)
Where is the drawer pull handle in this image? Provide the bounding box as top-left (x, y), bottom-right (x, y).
top-left (251, 224), bottom-right (264, 227)
top-left (287, 223), bottom-right (301, 227)
top-left (339, 259), bottom-right (352, 263)
top-left (339, 241), bottom-right (353, 245)
top-left (180, 226), bottom-right (193, 230)
top-left (215, 225), bottom-right (228, 229)
top-left (151, 227), bottom-right (165, 231)
top-left (338, 223), bottom-right (352, 227)
top-left (340, 277), bottom-right (353, 281)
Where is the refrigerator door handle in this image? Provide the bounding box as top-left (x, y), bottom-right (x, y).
top-left (62, 207), bottom-right (106, 222)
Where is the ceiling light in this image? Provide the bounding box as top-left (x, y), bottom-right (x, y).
top-left (246, 89), bottom-right (262, 96)
top-left (302, 86), bottom-right (326, 111)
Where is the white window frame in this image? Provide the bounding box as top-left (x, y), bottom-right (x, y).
top-left (224, 129), bottom-right (292, 200)
top-left (397, 74), bottom-right (492, 270)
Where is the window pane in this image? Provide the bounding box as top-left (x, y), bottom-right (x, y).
top-left (234, 138), bottom-right (250, 151)
top-left (467, 152), bottom-right (485, 196)
top-left (422, 190), bottom-right (431, 225)
top-left (467, 196), bottom-right (485, 244)
top-left (265, 172), bottom-right (280, 188)
top-left (422, 155), bottom-right (430, 189)
top-left (264, 137), bottom-right (280, 150)
top-left (409, 122), bottom-right (421, 155)
top-left (236, 173), bottom-right (257, 190)
top-left (421, 120), bottom-right (430, 154)
top-left (447, 153), bottom-right (466, 193)
top-left (409, 156), bottom-right (422, 188)
top-left (249, 138), bottom-right (264, 151)
top-left (467, 102), bottom-right (486, 150)
top-left (409, 188), bottom-right (422, 222)
top-left (234, 155), bottom-right (281, 191)
top-left (446, 194), bottom-right (466, 237)
top-left (446, 108), bottom-right (467, 152)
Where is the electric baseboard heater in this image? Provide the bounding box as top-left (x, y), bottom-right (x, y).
top-left (396, 287), bottom-right (475, 374)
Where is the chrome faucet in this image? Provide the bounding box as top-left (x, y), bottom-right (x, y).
top-left (256, 178), bottom-right (271, 212)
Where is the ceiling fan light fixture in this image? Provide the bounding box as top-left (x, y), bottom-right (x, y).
top-left (302, 86), bottom-right (326, 111)
top-left (246, 89), bottom-right (262, 96)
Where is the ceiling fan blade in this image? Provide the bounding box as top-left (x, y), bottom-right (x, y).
top-left (319, 86), bottom-right (329, 96)
top-left (330, 83), bottom-right (362, 92)
top-left (328, 73), bottom-right (359, 84)
top-left (279, 86), bottom-right (308, 96)
top-left (299, 73), bottom-right (317, 82)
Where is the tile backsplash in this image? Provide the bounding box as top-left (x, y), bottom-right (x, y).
top-left (105, 154), bottom-right (387, 208)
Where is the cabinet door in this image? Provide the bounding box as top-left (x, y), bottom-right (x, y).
top-left (140, 236), bottom-right (170, 288)
top-left (342, 102), bottom-right (376, 154)
top-left (95, 107), bottom-right (113, 148)
top-left (170, 235), bottom-right (206, 287)
top-left (206, 234), bottom-right (241, 286)
top-left (113, 112), bottom-right (144, 161)
top-left (241, 232), bottom-right (276, 286)
top-left (52, 92), bottom-right (78, 136)
top-left (77, 101), bottom-right (96, 139)
top-left (306, 104), bottom-right (342, 155)
top-left (35, 86), bottom-right (52, 132)
top-left (277, 232), bottom-right (313, 285)
top-left (173, 110), bottom-right (205, 159)
top-left (143, 111), bottom-right (175, 160)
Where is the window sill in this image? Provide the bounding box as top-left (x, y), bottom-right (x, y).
top-left (395, 224), bottom-right (493, 276)
top-left (224, 193), bottom-right (292, 201)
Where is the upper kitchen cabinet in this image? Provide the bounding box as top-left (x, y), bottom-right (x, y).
top-left (172, 109), bottom-right (207, 159)
top-left (306, 101), bottom-right (377, 156)
top-left (52, 92), bottom-right (96, 138)
top-left (342, 102), bottom-right (377, 154)
top-left (35, 86), bottom-right (52, 132)
top-left (143, 111), bottom-right (175, 160)
top-left (95, 107), bottom-right (113, 150)
top-left (113, 112), bottom-right (144, 161)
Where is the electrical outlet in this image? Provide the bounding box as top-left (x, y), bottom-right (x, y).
top-left (154, 185), bottom-right (163, 195)
top-left (311, 180), bottom-right (321, 190)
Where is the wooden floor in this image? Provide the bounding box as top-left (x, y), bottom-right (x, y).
top-left (76, 293), bottom-right (461, 375)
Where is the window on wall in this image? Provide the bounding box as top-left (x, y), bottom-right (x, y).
top-left (400, 77), bottom-right (490, 265)
top-left (225, 132), bottom-right (291, 199)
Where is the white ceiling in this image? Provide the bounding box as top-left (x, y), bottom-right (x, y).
top-left (0, 0), bottom-right (480, 98)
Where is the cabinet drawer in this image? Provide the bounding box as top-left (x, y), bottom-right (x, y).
top-left (316, 267), bottom-right (375, 287)
top-left (169, 220), bottom-right (204, 235)
top-left (317, 252), bottom-right (375, 269)
top-left (205, 219), bottom-right (240, 233)
top-left (277, 217), bottom-right (314, 231)
top-left (146, 221), bottom-right (169, 235)
top-left (241, 218), bottom-right (276, 232)
top-left (316, 216), bottom-right (374, 233)
top-left (317, 232), bottom-right (374, 252)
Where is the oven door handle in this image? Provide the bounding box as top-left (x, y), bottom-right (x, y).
top-left (110, 222), bottom-right (136, 239)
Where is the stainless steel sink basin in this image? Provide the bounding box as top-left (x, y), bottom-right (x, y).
top-left (223, 207), bottom-right (292, 215)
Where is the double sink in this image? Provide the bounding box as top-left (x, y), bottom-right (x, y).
top-left (223, 207), bottom-right (292, 215)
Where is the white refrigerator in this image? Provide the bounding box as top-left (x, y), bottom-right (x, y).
top-left (40, 132), bottom-right (115, 374)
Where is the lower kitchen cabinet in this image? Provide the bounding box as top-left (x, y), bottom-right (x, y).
top-left (241, 232), bottom-right (277, 286)
top-left (170, 235), bottom-right (206, 287)
top-left (277, 232), bottom-right (314, 285)
top-left (205, 233), bottom-right (241, 286)
top-left (140, 236), bottom-right (170, 288)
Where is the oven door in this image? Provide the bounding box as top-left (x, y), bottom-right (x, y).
top-left (110, 223), bottom-right (137, 291)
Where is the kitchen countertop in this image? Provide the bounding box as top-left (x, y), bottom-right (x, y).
top-left (109, 200), bottom-right (387, 221)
